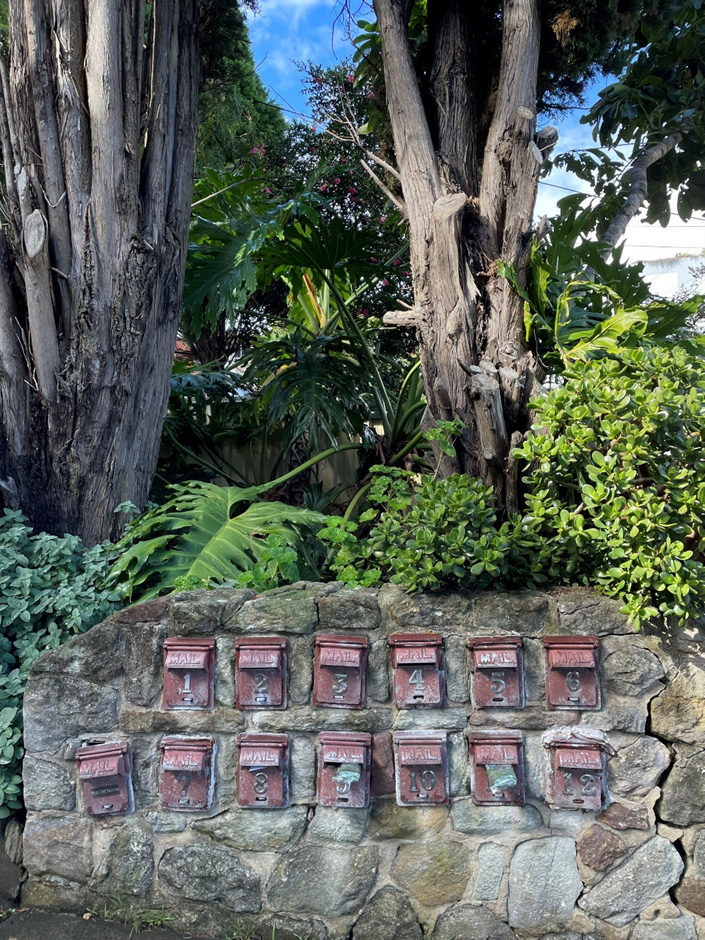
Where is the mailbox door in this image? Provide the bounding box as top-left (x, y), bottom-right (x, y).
top-left (394, 733), bottom-right (449, 806)
top-left (545, 639), bottom-right (600, 710)
top-left (235, 639), bottom-right (287, 709)
top-left (82, 774), bottom-right (130, 816)
top-left (77, 742), bottom-right (132, 816)
top-left (317, 733), bottom-right (371, 807)
top-left (237, 734), bottom-right (289, 808)
top-left (552, 748), bottom-right (603, 810)
top-left (159, 738), bottom-right (213, 811)
top-left (470, 739), bottom-right (524, 806)
top-left (390, 635), bottom-right (444, 708)
top-left (313, 637), bottom-right (368, 709)
top-left (163, 639), bottom-right (215, 710)
top-left (469, 638), bottom-right (523, 708)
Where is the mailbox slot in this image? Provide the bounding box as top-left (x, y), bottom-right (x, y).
top-left (313, 634), bottom-right (368, 709)
top-left (317, 732), bottom-right (371, 807)
top-left (159, 736), bottom-right (214, 811)
top-left (393, 731), bottom-right (449, 806)
top-left (544, 729), bottom-right (608, 811)
top-left (389, 633), bottom-right (445, 708)
top-left (468, 732), bottom-right (524, 806)
top-left (468, 636), bottom-right (524, 708)
top-left (544, 636), bottom-right (600, 710)
top-left (163, 637), bottom-right (215, 710)
top-left (77, 741), bottom-right (133, 816)
top-left (235, 637), bottom-right (287, 709)
top-left (237, 733), bottom-right (290, 808)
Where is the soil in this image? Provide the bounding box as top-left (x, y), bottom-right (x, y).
top-left (0, 910), bottom-right (206, 940)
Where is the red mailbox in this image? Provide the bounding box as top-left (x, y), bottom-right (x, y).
top-left (468, 636), bottom-right (524, 708)
top-left (544, 729), bottom-right (608, 811)
top-left (234, 637), bottom-right (287, 709)
top-left (237, 733), bottom-right (290, 808)
top-left (544, 636), bottom-right (600, 710)
top-left (76, 741), bottom-right (133, 816)
top-left (317, 732), bottom-right (371, 807)
top-left (468, 732), bottom-right (524, 806)
top-left (389, 633), bottom-right (445, 708)
top-left (313, 634), bottom-right (368, 709)
top-left (393, 731), bottom-right (449, 806)
top-left (159, 736), bottom-right (214, 811)
top-left (163, 637), bottom-right (215, 710)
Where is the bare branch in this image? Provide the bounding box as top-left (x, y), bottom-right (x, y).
top-left (360, 159), bottom-right (407, 216)
top-left (23, 209), bottom-right (59, 401)
top-left (382, 309), bottom-right (422, 327)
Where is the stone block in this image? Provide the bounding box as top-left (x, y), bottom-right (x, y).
top-left (120, 706), bottom-right (244, 735)
top-left (0, 852), bottom-right (22, 904)
top-left (368, 636), bottom-right (390, 703)
top-left (93, 821), bottom-right (153, 896)
top-left (123, 621), bottom-right (168, 707)
top-left (577, 825), bottom-right (629, 872)
top-left (159, 842), bottom-right (261, 910)
top-left (449, 731), bottom-right (469, 797)
top-left (290, 733), bottom-right (316, 801)
top-left (601, 638), bottom-right (664, 697)
top-left (378, 584), bottom-right (472, 633)
top-left (114, 598), bottom-right (169, 624)
top-left (368, 800), bottom-right (449, 841)
top-left (472, 591), bottom-right (552, 636)
top-left (444, 634), bottom-right (470, 703)
top-left (393, 707), bottom-right (468, 732)
top-left (255, 915), bottom-right (329, 940)
top-left (507, 837), bottom-right (582, 931)
top-left (658, 747), bottom-right (705, 826)
top-left (556, 590), bottom-right (635, 635)
top-left (432, 904), bottom-right (517, 940)
top-left (30, 620), bottom-right (123, 683)
top-left (23, 814), bottom-right (93, 884)
top-left (371, 732), bottom-right (395, 797)
top-left (24, 675), bottom-right (120, 753)
top-left (170, 589), bottom-right (239, 633)
top-left (352, 886), bottom-right (423, 940)
top-left (214, 635), bottom-right (235, 707)
top-left (288, 635), bottom-right (315, 705)
top-left (392, 841), bottom-right (473, 907)
top-left (192, 806), bottom-right (308, 851)
top-left (267, 845), bottom-right (378, 916)
top-left (523, 637), bottom-right (546, 704)
top-left (597, 801), bottom-right (650, 831)
top-left (451, 798), bottom-right (543, 836)
top-left (473, 842), bottom-right (505, 900)
top-left (652, 662), bottom-right (705, 748)
top-left (466, 705), bottom-right (580, 730)
top-left (317, 589), bottom-right (381, 631)
top-left (579, 703), bottom-right (647, 734)
top-left (632, 917), bottom-right (697, 940)
top-left (252, 706), bottom-right (393, 733)
top-left (145, 812), bottom-right (186, 833)
top-left (22, 756), bottom-right (75, 812)
top-left (578, 836), bottom-right (684, 927)
top-left (235, 590), bottom-right (318, 635)
top-left (608, 736), bottom-right (672, 799)
top-left (675, 876), bottom-right (705, 917)
top-left (307, 807), bottom-right (368, 844)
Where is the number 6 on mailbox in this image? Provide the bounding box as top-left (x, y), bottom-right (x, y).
top-left (393, 731), bottom-right (449, 806)
top-left (544, 636), bottom-right (600, 710)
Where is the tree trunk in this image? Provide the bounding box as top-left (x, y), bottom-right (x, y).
top-left (0, 0), bottom-right (200, 543)
top-left (373, 0), bottom-right (544, 513)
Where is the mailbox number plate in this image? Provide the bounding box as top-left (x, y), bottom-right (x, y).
top-left (390, 634), bottom-right (445, 708)
top-left (544, 637), bottom-right (601, 710)
top-left (393, 732), bottom-right (449, 806)
top-left (237, 733), bottom-right (289, 808)
top-left (235, 638), bottom-right (287, 709)
top-left (313, 635), bottom-right (368, 709)
top-left (469, 637), bottom-right (524, 708)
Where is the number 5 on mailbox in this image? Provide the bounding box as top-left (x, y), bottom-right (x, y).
top-left (393, 731), bottom-right (449, 806)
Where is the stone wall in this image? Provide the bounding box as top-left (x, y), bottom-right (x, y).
top-left (19, 583), bottom-right (705, 940)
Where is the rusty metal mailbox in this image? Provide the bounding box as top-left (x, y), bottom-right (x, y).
top-left (544, 729), bottom-right (608, 811)
top-left (468, 636), bottom-right (524, 708)
top-left (389, 633), bottom-right (445, 708)
top-left (235, 637), bottom-right (287, 709)
top-left (313, 634), bottom-right (368, 709)
top-left (159, 736), bottom-right (214, 811)
top-left (393, 731), bottom-right (449, 806)
top-left (237, 733), bottom-right (289, 808)
top-left (317, 732), bottom-right (371, 807)
top-left (468, 732), bottom-right (524, 806)
top-left (544, 636), bottom-right (600, 710)
top-left (77, 741), bottom-right (133, 816)
top-left (163, 637), bottom-right (215, 710)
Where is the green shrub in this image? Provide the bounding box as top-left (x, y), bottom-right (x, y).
top-left (0, 511), bottom-right (119, 815)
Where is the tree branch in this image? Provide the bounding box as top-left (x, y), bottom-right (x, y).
top-left (360, 158), bottom-right (407, 216)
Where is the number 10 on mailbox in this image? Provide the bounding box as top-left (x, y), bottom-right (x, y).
top-left (393, 731), bottom-right (449, 806)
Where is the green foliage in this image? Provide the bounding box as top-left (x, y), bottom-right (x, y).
top-left (86, 896), bottom-right (175, 937)
top-left (109, 481), bottom-right (325, 602)
top-left (0, 511), bottom-right (119, 815)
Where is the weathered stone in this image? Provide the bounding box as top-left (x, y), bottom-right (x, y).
top-left (22, 756), bottom-right (75, 811)
top-left (508, 837), bottom-right (582, 931)
top-left (449, 731), bottom-right (469, 797)
top-left (371, 732), bottom-right (395, 797)
top-left (214, 635), bottom-right (235, 707)
top-left (522, 637), bottom-right (546, 704)
top-left (24, 675), bottom-right (120, 752)
top-left (368, 800), bottom-right (449, 840)
top-left (597, 801), bottom-right (650, 831)
top-left (601, 638), bottom-right (665, 697)
top-left (368, 637), bottom-right (390, 703)
top-left (23, 815), bottom-right (93, 884)
top-left (267, 845), bottom-right (378, 916)
top-left (608, 736), bottom-right (672, 798)
top-left (145, 812), bottom-right (186, 833)
top-left (632, 916), bottom-right (697, 939)
top-left (123, 621), bottom-right (168, 707)
top-left (352, 886), bottom-right (423, 940)
top-left (658, 747), bottom-right (705, 826)
top-left (378, 584), bottom-right (473, 633)
top-left (556, 590), bottom-right (634, 635)
top-left (159, 843), bottom-right (261, 910)
top-left (579, 836), bottom-right (684, 927)
top-left (392, 841), bottom-right (473, 907)
top-left (580, 703), bottom-right (647, 734)
top-left (393, 707), bottom-right (469, 732)
top-left (652, 663), bottom-right (705, 747)
top-left (432, 903), bottom-right (517, 940)
top-left (288, 636), bottom-right (314, 705)
top-left (0, 852), bottom-right (22, 904)
top-left (235, 590), bottom-right (318, 634)
top-left (692, 827), bottom-right (705, 875)
top-left (114, 597), bottom-right (169, 624)
top-left (451, 798), bottom-right (543, 836)
top-left (675, 877), bottom-right (705, 916)
top-left (548, 809), bottom-right (585, 837)
top-left (444, 634), bottom-right (470, 703)
top-left (30, 620), bottom-right (123, 682)
top-left (307, 807), bottom-right (368, 843)
top-left (170, 589), bottom-right (236, 633)
top-left (317, 588), bottom-right (381, 631)
top-left (473, 842), bottom-right (505, 900)
top-left (466, 705), bottom-right (581, 730)
top-left (193, 806), bottom-right (308, 851)
top-left (253, 706), bottom-right (393, 733)
top-left (120, 705), bottom-right (244, 735)
top-left (577, 825), bottom-right (629, 872)
top-left (256, 915), bottom-right (329, 940)
top-left (290, 733), bottom-right (316, 801)
top-left (130, 735), bottom-right (160, 808)
top-left (94, 822), bottom-right (153, 896)
top-left (21, 876), bottom-right (88, 912)
top-left (3, 818), bottom-right (22, 865)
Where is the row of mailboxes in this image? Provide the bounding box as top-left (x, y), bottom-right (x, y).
top-left (75, 729), bottom-right (609, 816)
top-left (162, 634), bottom-right (601, 712)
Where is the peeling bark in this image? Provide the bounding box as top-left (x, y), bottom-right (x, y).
top-left (0, 0), bottom-right (200, 543)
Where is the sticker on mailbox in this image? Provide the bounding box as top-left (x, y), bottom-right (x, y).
top-left (317, 732), bottom-right (371, 808)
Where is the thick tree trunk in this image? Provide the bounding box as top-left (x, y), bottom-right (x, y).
top-left (0, 0), bottom-right (200, 543)
top-left (373, 0), bottom-right (545, 513)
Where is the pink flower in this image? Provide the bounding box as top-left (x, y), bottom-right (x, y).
top-left (348, 187), bottom-right (357, 195)
top-left (380, 215), bottom-right (387, 223)
top-left (333, 177), bottom-right (341, 185)
top-left (382, 278), bottom-right (389, 286)
top-left (370, 256), bottom-right (378, 263)
top-left (392, 259), bottom-right (401, 266)
top-left (403, 270), bottom-right (409, 276)
top-left (348, 73), bottom-right (355, 83)
top-left (319, 183), bottom-right (328, 192)
top-left (263, 187), bottom-right (273, 195)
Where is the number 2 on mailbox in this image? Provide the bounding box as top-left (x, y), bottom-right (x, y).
top-left (234, 637), bottom-right (287, 709)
